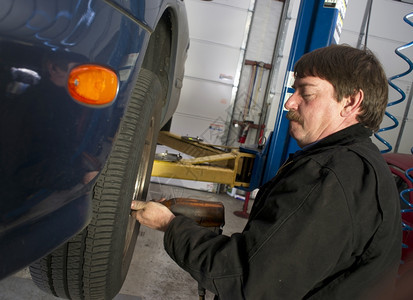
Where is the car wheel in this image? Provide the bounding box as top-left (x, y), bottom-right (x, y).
top-left (29, 68), bottom-right (163, 299)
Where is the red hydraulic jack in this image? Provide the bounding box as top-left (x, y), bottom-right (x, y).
top-left (233, 191), bottom-right (251, 219)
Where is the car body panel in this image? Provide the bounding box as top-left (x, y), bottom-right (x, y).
top-left (0, 0), bottom-right (188, 279)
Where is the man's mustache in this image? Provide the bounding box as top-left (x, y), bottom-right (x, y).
top-left (286, 110), bottom-right (303, 124)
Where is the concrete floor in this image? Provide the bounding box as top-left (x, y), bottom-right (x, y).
top-left (0, 182), bottom-right (252, 300)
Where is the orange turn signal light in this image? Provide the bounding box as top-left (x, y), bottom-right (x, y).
top-left (68, 64), bottom-right (118, 106)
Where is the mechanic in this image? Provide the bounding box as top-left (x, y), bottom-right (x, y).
top-left (131, 44), bottom-right (402, 299)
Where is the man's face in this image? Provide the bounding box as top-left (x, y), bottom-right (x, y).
top-left (284, 76), bottom-right (347, 148)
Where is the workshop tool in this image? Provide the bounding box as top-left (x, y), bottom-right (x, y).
top-left (151, 197), bottom-right (225, 299)
top-left (161, 197), bottom-right (225, 228)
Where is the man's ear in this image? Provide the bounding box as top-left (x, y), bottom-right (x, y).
top-left (341, 89), bottom-right (363, 117)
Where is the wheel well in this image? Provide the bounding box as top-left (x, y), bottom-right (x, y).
top-left (142, 12), bottom-right (173, 103)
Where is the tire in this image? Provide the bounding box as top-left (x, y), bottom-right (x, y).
top-left (30, 68), bottom-right (163, 299)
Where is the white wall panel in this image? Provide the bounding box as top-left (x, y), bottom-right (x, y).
top-left (368, 0), bottom-right (412, 43)
top-left (245, 0), bottom-right (283, 61)
top-left (398, 120), bottom-right (413, 154)
top-left (341, 0), bottom-right (368, 33)
top-left (185, 0), bottom-right (250, 47)
top-left (209, 0), bottom-right (253, 10)
top-left (184, 40), bottom-right (240, 84)
top-left (343, 0), bottom-right (412, 43)
top-left (176, 77), bottom-right (233, 121)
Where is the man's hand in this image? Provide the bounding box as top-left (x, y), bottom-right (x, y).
top-left (131, 200), bottom-right (175, 232)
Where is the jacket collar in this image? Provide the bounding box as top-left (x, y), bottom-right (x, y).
top-left (291, 123), bottom-right (372, 160)
top-left (310, 123), bottom-right (371, 150)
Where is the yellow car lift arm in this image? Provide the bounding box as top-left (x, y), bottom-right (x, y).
top-left (151, 132), bottom-right (255, 188)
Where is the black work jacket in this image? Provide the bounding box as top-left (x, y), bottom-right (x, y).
top-left (164, 124), bottom-right (402, 299)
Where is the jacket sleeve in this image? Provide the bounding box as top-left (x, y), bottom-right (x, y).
top-left (164, 215), bottom-right (249, 297)
top-left (164, 158), bottom-right (358, 299)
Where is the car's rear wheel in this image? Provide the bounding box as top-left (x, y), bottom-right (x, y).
top-left (29, 68), bottom-right (163, 299)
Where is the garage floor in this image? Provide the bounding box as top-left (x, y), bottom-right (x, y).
top-left (0, 182), bottom-right (252, 300)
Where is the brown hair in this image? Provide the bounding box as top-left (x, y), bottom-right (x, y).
top-left (294, 44), bottom-right (388, 132)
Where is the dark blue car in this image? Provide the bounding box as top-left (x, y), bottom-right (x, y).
top-left (0, 0), bottom-right (189, 298)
